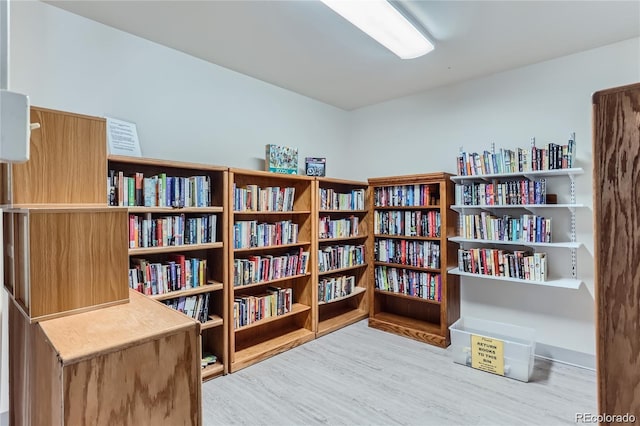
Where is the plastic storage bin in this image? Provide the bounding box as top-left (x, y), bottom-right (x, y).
top-left (449, 317), bottom-right (535, 382)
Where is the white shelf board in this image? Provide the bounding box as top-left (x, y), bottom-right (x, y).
top-left (448, 237), bottom-right (582, 249)
top-left (447, 268), bottom-right (582, 289)
top-left (450, 168), bottom-right (584, 183)
top-left (451, 204), bottom-right (585, 211)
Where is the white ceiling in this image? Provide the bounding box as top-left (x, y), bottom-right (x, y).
top-left (46, 0), bottom-right (640, 110)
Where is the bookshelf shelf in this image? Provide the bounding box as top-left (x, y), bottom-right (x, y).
top-left (202, 315), bottom-right (224, 330)
top-left (127, 206), bottom-right (224, 214)
top-left (374, 205), bottom-right (441, 210)
top-left (229, 169), bottom-right (315, 372)
top-left (318, 263), bottom-right (368, 277)
top-left (149, 282), bottom-right (224, 301)
top-left (129, 242), bottom-right (223, 255)
top-left (319, 209), bottom-right (368, 214)
top-left (201, 361), bottom-right (224, 382)
top-left (319, 286), bottom-right (367, 305)
top-left (317, 307), bottom-right (368, 338)
top-left (232, 328), bottom-right (315, 372)
top-left (109, 155), bottom-right (229, 380)
top-left (314, 178), bottom-right (371, 339)
top-left (369, 312), bottom-right (444, 346)
top-left (234, 303), bottom-right (311, 332)
top-left (374, 289), bottom-right (442, 305)
top-left (233, 273), bottom-right (311, 292)
top-left (368, 173), bottom-right (459, 348)
top-left (233, 210), bottom-right (311, 215)
top-left (447, 268), bottom-right (583, 289)
top-left (450, 161), bottom-right (583, 290)
top-left (233, 241), bottom-right (311, 253)
top-left (373, 261), bottom-right (441, 274)
top-left (374, 234), bottom-right (441, 242)
top-left (318, 235), bottom-right (368, 243)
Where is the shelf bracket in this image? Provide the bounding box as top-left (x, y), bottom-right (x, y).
top-left (568, 134), bottom-right (578, 279)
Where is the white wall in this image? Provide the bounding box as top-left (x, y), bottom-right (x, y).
top-left (349, 37), bottom-right (640, 361)
top-left (9, 1), bottom-right (351, 173)
top-left (6, 0), bottom-right (639, 371)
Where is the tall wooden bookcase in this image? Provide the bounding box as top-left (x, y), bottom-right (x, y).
top-left (593, 82), bottom-right (640, 420)
top-left (107, 155), bottom-right (229, 380)
top-left (367, 173), bottom-right (460, 347)
top-left (314, 177), bottom-right (370, 337)
top-left (228, 169), bottom-right (315, 372)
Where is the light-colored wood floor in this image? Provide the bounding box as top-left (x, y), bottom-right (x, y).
top-left (202, 320), bottom-right (596, 425)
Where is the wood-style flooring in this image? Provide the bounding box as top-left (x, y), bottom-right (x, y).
top-left (202, 320), bottom-right (596, 425)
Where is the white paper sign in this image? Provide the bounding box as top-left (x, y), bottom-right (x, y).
top-left (106, 117), bottom-right (142, 157)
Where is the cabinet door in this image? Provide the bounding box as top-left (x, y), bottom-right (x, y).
top-left (593, 82), bottom-right (640, 418)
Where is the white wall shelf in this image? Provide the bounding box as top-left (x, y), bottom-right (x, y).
top-left (447, 268), bottom-right (582, 289)
top-left (448, 236), bottom-right (582, 249)
top-left (451, 204), bottom-right (585, 212)
top-left (450, 167), bottom-right (584, 183)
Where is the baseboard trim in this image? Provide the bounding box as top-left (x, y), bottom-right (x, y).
top-left (535, 342), bottom-right (595, 370)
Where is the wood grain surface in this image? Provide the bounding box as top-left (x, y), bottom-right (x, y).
top-left (7, 107), bottom-right (107, 204)
top-left (593, 82), bottom-right (640, 420)
top-left (28, 209), bottom-right (129, 321)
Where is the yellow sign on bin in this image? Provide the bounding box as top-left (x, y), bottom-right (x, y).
top-left (471, 334), bottom-right (505, 376)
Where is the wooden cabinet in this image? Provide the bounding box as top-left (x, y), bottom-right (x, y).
top-left (314, 177), bottom-right (369, 337)
top-left (593, 82), bottom-right (640, 420)
top-left (3, 206), bottom-right (129, 322)
top-left (107, 155), bottom-right (229, 380)
top-left (228, 169), bottom-right (315, 372)
top-left (1, 107), bottom-right (107, 205)
top-left (9, 290), bottom-right (201, 426)
top-left (367, 173), bottom-right (460, 347)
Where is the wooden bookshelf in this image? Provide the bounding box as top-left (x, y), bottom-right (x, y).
top-left (108, 155), bottom-right (229, 380)
top-left (228, 168), bottom-right (315, 372)
top-left (9, 290), bottom-right (201, 425)
top-left (314, 177), bottom-right (370, 338)
top-left (367, 173), bottom-right (460, 348)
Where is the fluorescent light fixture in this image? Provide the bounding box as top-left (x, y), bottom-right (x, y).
top-left (321, 0), bottom-right (434, 59)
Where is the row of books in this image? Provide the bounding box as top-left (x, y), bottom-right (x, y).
top-left (233, 287), bottom-right (293, 329)
top-left (374, 210), bottom-right (441, 238)
top-left (454, 179), bottom-right (547, 206)
top-left (318, 244), bottom-right (365, 273)
top-left (108, 170), bottom-right (212, 207)
top-left (162, 293), bottom-right (210, 324)
top-left (460, 213), bottom-right (552, 243)
top-left (318, 275), bottom-right (356, 303)
top-left (129, 213), bottom-right (217, 249)
top-left (129, 255), bottom-right (207, 295)
top-left (233, 184), bottom-right (296, 212)
top-left (456, 136), bottom-right (576, 176)
top-left (374, 184), bottom-right (438, 207)
top-left (458, 248), bottom-right (547, 281)
top-left (374, 239), bottom-right (440, 269)
top-left (233, 220), bottom-right (299, 249)
top-left (319, 215), bottom-right (360, 239)
top-left (233, 249), bottom-right (310, 287)
top-left (374, 266), bottom-right (442, 301)
top-left (319, 188), bottom-right (366, 211)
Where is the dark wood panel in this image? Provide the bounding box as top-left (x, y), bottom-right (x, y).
top-left (593, 82), bottom-right (640, 420)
